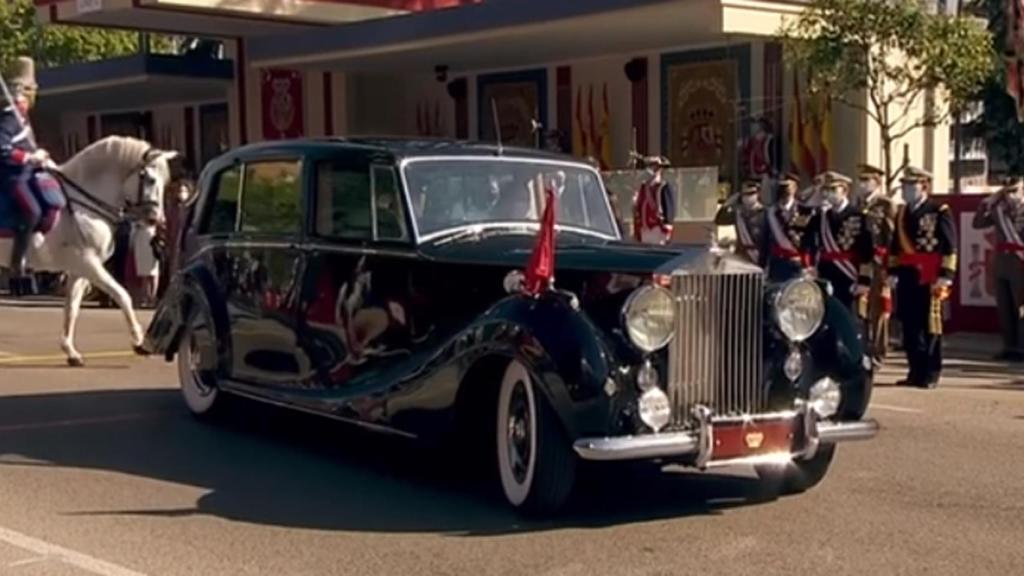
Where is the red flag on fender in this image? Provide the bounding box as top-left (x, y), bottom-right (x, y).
top-left (523, 185), bottom-right (556, 295)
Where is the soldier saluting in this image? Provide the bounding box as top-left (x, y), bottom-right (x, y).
top-left (714, 179), bottom-right (767, 267)
top-left (1, 56), bottom-right (56, 296)
top-left (816, 171), bottom-right (873, 311)
top-left (972, 177), bottom-right (1024, 361)
top-left (766, 171), bottom-right (817, 281)
top-left (889, 167), bottom-right (957, 389)
top-left (858, 163), bottom-right (896, 365)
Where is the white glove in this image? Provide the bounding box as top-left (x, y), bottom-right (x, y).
top-left (28, 149), bottom-right (50, 166)
top-left (852, 284), bottom-right (870, 298)
top-left (887, 276), bottom-right (898, 289)
top-left (932, 278), bottom-right (952, 290)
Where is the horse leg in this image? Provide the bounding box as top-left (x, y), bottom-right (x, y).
top-left (61, 276), bottom-right (90, 367)
top-left (83, 260), bottom-right (148, 355)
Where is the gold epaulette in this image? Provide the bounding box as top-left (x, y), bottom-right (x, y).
top-left (942, 253), bottom-right (958, 272)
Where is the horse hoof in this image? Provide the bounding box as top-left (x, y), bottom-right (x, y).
top-left (133, 345), bottom-right (150, 356)
top-left (67, 357), bottom-right (85, 367)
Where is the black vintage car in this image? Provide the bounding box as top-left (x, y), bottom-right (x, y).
top-left (145, 138), bottom-right (878, 515)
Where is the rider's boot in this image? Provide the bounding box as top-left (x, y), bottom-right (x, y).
top-left (8, 226), bottom-right (37, 297)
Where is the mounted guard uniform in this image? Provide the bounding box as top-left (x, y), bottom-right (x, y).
top-left (972, 182), bottom-right (1024, 360)
top-left (1, 57), bottom-right (62, 295)
top-left (814, 173), bottom-right (873, 311)
top-left (714, 180), bottom-right (767, 267)
top-left (632, 156), bottom-right (676, 245)
top-left (889, 167), bottom-right (957, 388)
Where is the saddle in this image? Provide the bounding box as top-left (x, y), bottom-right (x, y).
top-left (0, 170), bottom-right (66, 237)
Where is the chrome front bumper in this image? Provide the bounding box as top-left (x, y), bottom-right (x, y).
top-left (573, 401), bottom-right (879, 466)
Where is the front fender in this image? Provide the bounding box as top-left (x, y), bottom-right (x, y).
top-left (459, 292), bottom-right (621, 439)
top-left (808, 296), bottom-right (873, 420)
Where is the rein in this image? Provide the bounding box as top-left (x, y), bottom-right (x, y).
top-left (47, 169), bottom-right (124, 224)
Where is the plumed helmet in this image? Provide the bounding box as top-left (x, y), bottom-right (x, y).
top-left (6, 56), bottom-right (38, 94)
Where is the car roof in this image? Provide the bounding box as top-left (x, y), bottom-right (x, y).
top-left (222, 136), bottom-right (581, 163)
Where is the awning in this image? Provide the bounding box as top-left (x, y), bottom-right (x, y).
top-left (34, 0), bottom-right (481, 37)
top-left (247, 0), bottom-right (801, 72)
top-left (35, 53), bottom-right (234, 114)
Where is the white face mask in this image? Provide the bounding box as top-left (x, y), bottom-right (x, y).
top-left (901, 183), bottom-right (921, 204)
top-left (858, 180), bottom-right (878, 197)
top-left (741, 195), bottom-right (758, 209)
top-left (825, 190), bottom-right (844, 208)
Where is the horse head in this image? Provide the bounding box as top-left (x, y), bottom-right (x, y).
top-left (124, 147), bottom-right (180, 226)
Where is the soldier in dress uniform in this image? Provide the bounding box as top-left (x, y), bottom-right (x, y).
top-left (765, 172), bottom-right (817, 281)
top-left (1, 56), bottom-right (57, 296)
top-left (632, 155), bottom-right (676, 245)
top-left (858, 163), bottom-right (897, 364)
top-left (815, 171), bottom-right (873, 311)
top-left (714, 179), bottom-right (767, 267)
top-left (972, 177), bottom-right (1024, 361)
top-left (889, 166), bottom-right (957, 389)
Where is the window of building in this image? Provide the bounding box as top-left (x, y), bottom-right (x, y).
top-left (315, 159), bottom-right (373, 240)
top-left (240, 159), bottom-right (303, 235)
top-left (203, 166), bottom-right (241, 235)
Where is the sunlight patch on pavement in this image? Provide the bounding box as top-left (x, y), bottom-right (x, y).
top-left (0, 350), bottom-right (136, 365)
top-left (869, 403), bottom-right (923, 414)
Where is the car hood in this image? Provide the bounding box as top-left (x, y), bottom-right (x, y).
top-left (417, 231), bottom-right (756, 276)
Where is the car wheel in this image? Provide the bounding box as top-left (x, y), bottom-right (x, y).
top-left (755, 443), bottom-right (836, 497)
top-left (177, 305), bottom-right (223, 418)
top-left (496, 359), bottom-right (576, 516)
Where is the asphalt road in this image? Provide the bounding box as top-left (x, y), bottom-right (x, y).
top-left (0, 300), bottom-right (1022, 576)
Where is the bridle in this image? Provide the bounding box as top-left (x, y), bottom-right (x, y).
top-left (48, 147), bottom-right (165, 225)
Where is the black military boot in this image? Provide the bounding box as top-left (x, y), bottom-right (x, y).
top-left (7, 227), bottom-right (36, 297)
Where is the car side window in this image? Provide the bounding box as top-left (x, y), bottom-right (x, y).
top-left (240, 159), bottom-right (302, 235)
top-left (203, 166), bottom-right (242, 235)
top-left (372, 165), bottom-right (408, 241)
top-left (315, 158), bottom-right (372, 240)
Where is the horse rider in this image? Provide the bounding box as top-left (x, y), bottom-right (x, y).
top-left (857, 163), bottom-right (896, 365)
top-left (714, 178), bottom-right (767, 267)
top-left (972, 177), bottom-right (1024, 361)
top-left (889, 166), bottom-right (957, 389)
top-left (765, 171), bottom-right (817, 281)
top-left (632, 156), bottom-right (676, 245)
top-left (815, 171), bottom-right (873, 312)
top-left (1, 56), bottom-right (60, 296)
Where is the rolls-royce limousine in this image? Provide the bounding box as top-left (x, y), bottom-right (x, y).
top-left (144, 137), bottom-right (879, 515)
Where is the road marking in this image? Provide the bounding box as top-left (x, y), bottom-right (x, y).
top-left (0, 350), bottom-right (136, 365)
top-left (0, 412), bottom-right (169, 433)
top-left (0, 525), bottom-right (147, 576)
top-left (8, 555), bottom-right (50, 567)
top-left (870, 403), bottom-right (923, 414)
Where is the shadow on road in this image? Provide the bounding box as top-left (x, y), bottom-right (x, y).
top-left (0, 388), bottom-right (772, 535)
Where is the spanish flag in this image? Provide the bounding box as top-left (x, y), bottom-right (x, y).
top-left (599, 84), bottom-right (613, 170)
top-left (788, 72), bottom-right (814, 178)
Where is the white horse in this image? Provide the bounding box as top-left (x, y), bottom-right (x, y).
top-left (0, 136), bottom-right (178, 366)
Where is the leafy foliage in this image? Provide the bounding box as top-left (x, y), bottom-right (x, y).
top-left (0, 0), bottom-right (176, 70)
top-left (978, 0), bottom-right (1024, 177)
top-left (781, 0), bottom-right (995, 187)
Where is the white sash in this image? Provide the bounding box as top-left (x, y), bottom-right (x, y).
top-left (735, 211), bottom-right (760, 263)
top-left (768, 206), bottom-right (801, 259)
top-left (995, 203), bottom-right (1024, 261)
top-left (820, 208), bottom-right (859, 281)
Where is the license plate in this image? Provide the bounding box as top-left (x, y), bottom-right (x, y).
top-left (711, 418), bottom-right (797, 461)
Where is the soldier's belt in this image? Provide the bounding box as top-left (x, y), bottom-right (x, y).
top-left (897, 253), bottom-right (942, 285)
top-left (771, 246), bottom-right (811, 267)
top-left (821, 251), bottom-right (855, 263)
top-left (997, 242), bottom-right (1024, 253)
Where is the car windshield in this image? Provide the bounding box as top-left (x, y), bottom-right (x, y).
top-left (403, 158), bottom-right (619, 240)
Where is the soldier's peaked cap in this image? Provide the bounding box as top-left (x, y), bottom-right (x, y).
top-left (821, 171), bottom-right (853, 185)
top-left (778, 171), bottom-right (800, 183)
top-left (741, 179), bottom-right (760, 193)
top-left (901, 166), bottom-right (932, 181)
top-left (5, 57), bottom-right (37, 91)
top-left (857, 163), bottom-right (884, 177)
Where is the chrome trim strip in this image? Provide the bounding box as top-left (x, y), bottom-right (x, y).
top-left (572, 415), bottom-right (879, 463)
top-left (419, 222), bottom-right (618, 244)
top-left (222, 385), bottom-right (419, 440)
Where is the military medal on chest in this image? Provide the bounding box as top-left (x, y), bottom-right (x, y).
top-left (838, 214), bottom-right (861, 251)
top-left (917, 213), bottom-right (938, 252)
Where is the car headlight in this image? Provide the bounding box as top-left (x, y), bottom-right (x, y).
top-left (774, 279), bottom-right (825, 342)
top-left (623, 285), bottom-right (676, 352)
top-left (809, 377), bottom-right (842, 418)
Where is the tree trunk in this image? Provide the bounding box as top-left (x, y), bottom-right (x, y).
top-left (882, 133), bottom-right (893, 193)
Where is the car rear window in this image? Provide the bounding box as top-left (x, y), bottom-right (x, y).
top-left (240, 159), bottom-right (303, 236)
top-left (204, 166), bottom-right (241, 235)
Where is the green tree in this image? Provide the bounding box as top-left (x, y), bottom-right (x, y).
top-left (0, 0), bottom-right (174, 71)
top-left (978, 0), bottom-right (1024, 177)
top-left (781, 0), bottom-right (995, 188)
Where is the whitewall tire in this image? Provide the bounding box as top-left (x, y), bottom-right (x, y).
top-left (495, 359), bottom-right (576, 515)
top-left (177, 309), bottom-right (222, 418)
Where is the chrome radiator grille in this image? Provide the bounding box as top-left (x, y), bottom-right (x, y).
top-left (667, 272), bottom-right (765, 424)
